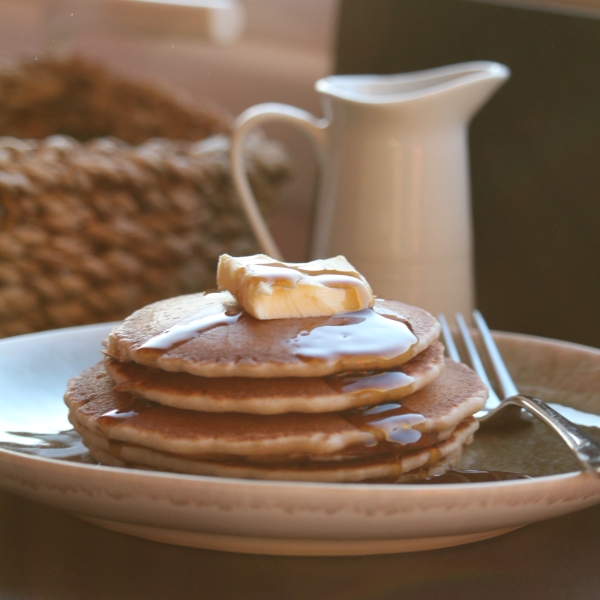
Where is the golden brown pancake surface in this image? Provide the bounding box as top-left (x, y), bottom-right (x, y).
top-left (104, 341), bottom-right (445, 414)
top-left (105, 291), bottom-right (441, 378)
top-left (65, 359), bottom-right (487, 458)
top-left (65, 282), bottom-right (489, 483)
top-left (74, 416), bottom-right (478, 483)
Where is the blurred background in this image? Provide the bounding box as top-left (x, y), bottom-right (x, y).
top-left (0, 0), bottom-right (598, 346)
top-left (0, 0), bottom-right (338, 264)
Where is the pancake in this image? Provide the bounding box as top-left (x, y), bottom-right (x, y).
top-left (73, 416), bottom-right (477, 483)
top-left (64, 359), bottom-right (487, 458)
top-left (104, 341), bottom-right (445, 414)
top-left (105, 291), bottom-right (441, 378)
top-left (80, 434), bottom-right (466, 483)
top-left (64, 264), bottom-right (488, 484)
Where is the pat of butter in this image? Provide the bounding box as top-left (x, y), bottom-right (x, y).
top-left (217, 254), bottom-right (374, 320)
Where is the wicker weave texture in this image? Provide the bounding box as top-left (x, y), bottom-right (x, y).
top-left (0, 59), bottom-right (289, 338)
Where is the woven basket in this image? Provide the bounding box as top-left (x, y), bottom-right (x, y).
top-left (0, 59), bottom-right (288, 338)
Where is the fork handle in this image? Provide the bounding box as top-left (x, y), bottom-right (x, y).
top-left (505, 395), bottom-right (600, 474)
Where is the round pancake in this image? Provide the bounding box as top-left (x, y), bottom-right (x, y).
top-left (74, 417), bottom-right (477, 483)
top-left (105, 291), bottom-right (441, 378)
top-left (104, 341), bottom-right (445, 414)
top-left (64, 359), bottom-right (487, 458)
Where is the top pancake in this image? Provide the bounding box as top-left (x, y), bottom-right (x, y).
top-left (105, 291), bottom-right (440, 378)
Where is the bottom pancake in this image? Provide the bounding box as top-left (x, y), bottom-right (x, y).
top-left (72, 416), bottom-right (478, 483)
top-left (85, 444), bottom-right (465, 483)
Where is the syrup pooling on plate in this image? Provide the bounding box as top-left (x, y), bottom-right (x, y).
top-left (289, 309), bottom-right (417, 361)
top-left (0, 430), bottom-right (89, 460)
top-left (423, 470), bottom-right (530, 484)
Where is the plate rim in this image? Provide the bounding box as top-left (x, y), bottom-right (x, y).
top-left (2, 322), bottom-right (600, 554)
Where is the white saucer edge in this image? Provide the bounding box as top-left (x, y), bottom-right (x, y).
top-left (75, 514), bottom-right (521, 555)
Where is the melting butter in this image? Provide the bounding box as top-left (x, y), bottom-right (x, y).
top-left (217, 254), bottom-right (374, 320)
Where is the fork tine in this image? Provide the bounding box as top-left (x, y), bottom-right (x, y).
top-left (472, 310), bottom-right (519, 398)
top-left (446, 313), bottom-right (600, 473)
top-left (455, 313), bottom-right (500, 405)
top-left (437, 314), bottom-right (460, 363)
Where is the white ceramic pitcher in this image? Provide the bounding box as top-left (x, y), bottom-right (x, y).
top-left (230, 61), bottom-right (510, 316)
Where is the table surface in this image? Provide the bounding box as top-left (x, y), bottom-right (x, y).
top-left (1, 486), bottom-right (599, 600)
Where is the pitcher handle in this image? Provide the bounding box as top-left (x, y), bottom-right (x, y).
top-left (230, 103), bottom-right (328, 260)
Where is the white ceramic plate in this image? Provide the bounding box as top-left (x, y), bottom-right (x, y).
top-left (1, 323), bottom-right (600, 556)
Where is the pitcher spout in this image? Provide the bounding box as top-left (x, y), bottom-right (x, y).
top-left (428, 61), bottom-right (510, 121)
top-left (316, 61), bottom-right (510, 121)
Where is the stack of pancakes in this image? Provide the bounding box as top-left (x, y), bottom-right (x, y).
top-left (65, 291), bottom-right (488, 483)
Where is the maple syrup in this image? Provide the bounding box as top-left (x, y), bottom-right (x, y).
top-left (139, 305), bottom-right (417, 365)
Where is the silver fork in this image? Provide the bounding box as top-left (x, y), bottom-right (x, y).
top-left (439, 310), bottom-right (600, 475)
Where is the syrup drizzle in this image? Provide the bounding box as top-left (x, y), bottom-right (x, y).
top-left (98, 408), bottom-right (139, 423)
top-left (138, 305), bottom-right (417, 364)
top-left (327, 370), bottom-right (414, 396)
top-left (248, 265), bottom-right (303, 286)
top-left (95, 396), bottom-right (427, 454)
top-left (254, 260), bottom-right (364, 278)
top-left (311, 274), bottom-right (373, 308)
top-left (289, 309), bottom-right (417, 360)
top-left (114, 301), bottom-right (424, 459)
top-left (345, 403), bottom-right (426, 445)
top-left (139, 309), bottom-right (242, 351)
top-left (248, 263), bottom-right (373, 308)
